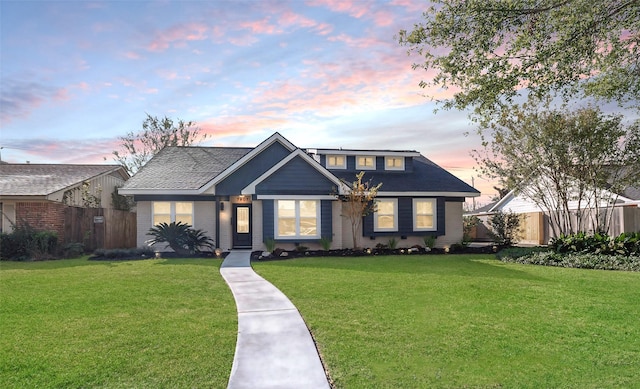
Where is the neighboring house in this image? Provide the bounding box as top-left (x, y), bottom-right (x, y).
top-left (119, 133), bottom-right (480, 251)
top-left (468, 185), bottom-right (640, 245)
top-left (0, 164), bottom-right (129, 236)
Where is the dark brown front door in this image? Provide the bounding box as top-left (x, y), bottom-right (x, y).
top-left (232, 204), bottom-right (252, 248)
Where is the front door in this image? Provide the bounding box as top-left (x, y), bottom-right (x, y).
top-left (232, 204), bottom-right (252, 248)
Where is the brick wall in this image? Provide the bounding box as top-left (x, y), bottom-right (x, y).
top-left (15, 201), bottom-right (67, 242)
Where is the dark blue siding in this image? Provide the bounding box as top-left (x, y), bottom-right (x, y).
top-left (256, 156), bottom-right (337, 195)
top-left (217, 142), bottom-right (291, 195)
top-left (397, 197), bottom-right (413, 234)
top-left (346, 156), bottom-right (356, 170)
top-left (363, 197), bottom-right (445, 238)
top-left (321, 200), bottom-right (332, 238)
top-left (404, 157), bottom-right (413, 172)
top-left (376, 156), bottom-right (384, 170)
top-left (262, 200), bottom-right (274, 241)
top-left (437, 197), bottom-right (445, 234)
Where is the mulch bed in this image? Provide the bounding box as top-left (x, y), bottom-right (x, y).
top-left (252, 245), bottom-right (496, 261)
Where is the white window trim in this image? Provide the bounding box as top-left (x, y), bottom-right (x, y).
top-left (374, 198), bottom-right (398, 232)
top-left (356, 155), bottom-right (376, 170)
top-left (152, 201), bottom-right (194, 226)
top-left (413, 198), bottom-right (437, 231)
top-left (326, 155), bottom-right (346, 169)
top-left (385, 156), bottom-right (405, 171)
top-left (274, 200), bottom-right (321, 239)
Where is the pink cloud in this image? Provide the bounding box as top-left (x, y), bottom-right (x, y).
top-left (147, 22), bottom-right (209, 52)
top-left (328, 33), bottom-right (382, 48)
top-left (239, 18), bottom-right (279, 35)
top-left (309, 0), bottom-right (391, 27)
top-left (309, 0), bottom-right (367, 18)
top-left (1, 79), bottom-right (78, 124)
top-left (122, 51), bottom-right (142, 60)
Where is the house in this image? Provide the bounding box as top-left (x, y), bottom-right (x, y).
top-left (119, 133), bottom-right (480, 251)
top-left (468, 185), bottom-right (640, 245)
top-left (0, 164), bottom-right (129, 237)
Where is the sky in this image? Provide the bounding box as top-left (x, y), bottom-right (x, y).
top-left (1, 0), bottom-right (608, 207)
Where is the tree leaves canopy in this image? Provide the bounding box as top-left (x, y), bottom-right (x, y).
top-left (112, 114), bottom-right (207, 175)
top-left (399, 0), bottom-right (640, 116)
top-left (475, 103), bottom-right (640, 235)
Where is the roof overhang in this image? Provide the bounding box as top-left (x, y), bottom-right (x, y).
top-left (315, 149), bottom-right (420, 157)
top-left (377, 191), bottom-right (481, 198)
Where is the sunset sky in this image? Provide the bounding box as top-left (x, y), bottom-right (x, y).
top-left (3, 0), bottom-right (627, 207)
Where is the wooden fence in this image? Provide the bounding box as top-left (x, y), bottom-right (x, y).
top-left (64, 207), bottom-right (137, 250)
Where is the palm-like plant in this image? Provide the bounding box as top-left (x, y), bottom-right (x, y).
top-left (146, 222), bottom-right (214, 255)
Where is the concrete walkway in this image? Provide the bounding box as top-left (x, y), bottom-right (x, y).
top-left (220, 250), bottom-right (330, 389)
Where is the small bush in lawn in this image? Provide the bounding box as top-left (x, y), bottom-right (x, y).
top-left (63, 242), bottom-right (85, 258)
top-left (92, 247), bottom-right (156, 260)
top-left (496, 246), bottom-right (550, 261)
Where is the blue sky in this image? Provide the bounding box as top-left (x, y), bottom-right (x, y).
top-left (1, 0), bottom-right (565, 205)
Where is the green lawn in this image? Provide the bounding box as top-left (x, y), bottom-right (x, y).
top-left (0, 257), bottom-right (237, 388)
top-left (253, 254), bottom-right (640, 388)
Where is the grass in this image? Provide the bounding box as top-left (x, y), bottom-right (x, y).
top-left (253, 254), bottom-right (640, 388)
top-left (0, 257), bottom-right (237, 388)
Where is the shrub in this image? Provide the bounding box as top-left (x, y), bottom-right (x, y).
top-left (550, 232), bottom-right (640, 256)
top-left (423, 235), bottom-right (436, 249)
top-left (0, 224), bottom-right (58, 261)
top-left (500, 251), bottom-right (640, 272)
top-left (387, 237), bottom-right (398, 250)
top-left (92, 247), bottom-right (155, 259)
top-left (496, 246), bottom-right (550, 261)
top-left (63, 242), bottom-right (85, 258)
top-left (463, 215), bottom-right (479, 243)
top-left (319, 236), bottom-right (332, 251)
top-left (487, 211), bottom-right (521, 247)
top-left (146, 222), bottom-right (214, 255)
top-left (264, 238), bottom-right (276, 253)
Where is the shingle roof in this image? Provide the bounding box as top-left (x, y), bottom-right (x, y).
top-left (331, 155), bottom-right (479, 195)
top-left (121, 146), bottom-right (252, 190)
top-left (0, 164), bottom-right (126, 196)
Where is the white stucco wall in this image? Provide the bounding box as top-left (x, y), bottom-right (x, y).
top-left (194, 201), bottom-right (216, 247)
top-left (438, 201), bottom-right (464, 247)
top-left (218, 200), bottom-right (232, 251)
top-left (252, 200), bottom-right (263, 251)
top-left (135, 201), bottom-right (152, 248)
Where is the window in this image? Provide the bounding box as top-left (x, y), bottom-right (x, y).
top-left (356, 156), bottom-right (375, 170)
top-left (276, 200), bottom-right (319, 238)
top-left (413, 199), bottom-right (436, 230)
top-left (153, 201), bottom-right (193, 226)
top-left (326, 155), bottom-right (346, 169)
top-left (385, 156), bottom-right (404, 170)
top-left (374, 199), bottom-right (397, 231)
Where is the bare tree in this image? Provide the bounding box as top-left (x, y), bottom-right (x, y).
top-left (111, 114), bottom-right (208, 175)
top-left (338, 172), bottom-right (382, 249)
